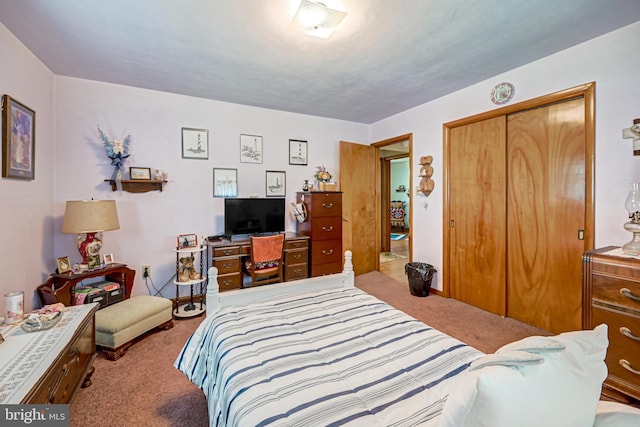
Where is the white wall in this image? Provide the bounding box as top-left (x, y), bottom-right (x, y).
top-left (0, 24), bottom-right (55, 314)
top-left (53, 78), bottom-right (369, 297)
top-left (371, 21), bottom-right (640, 291)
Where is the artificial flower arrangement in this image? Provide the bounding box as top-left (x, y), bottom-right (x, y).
top-left (315, 165), bottom-right (332, 183)
top-left (98, 126), bottom-right (131, 179)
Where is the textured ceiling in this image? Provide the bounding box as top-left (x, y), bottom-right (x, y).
top-left (1, 0), bottom-right (639, 124)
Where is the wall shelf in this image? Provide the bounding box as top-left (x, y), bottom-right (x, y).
top-left (104, 179), bottom-right (166, 193)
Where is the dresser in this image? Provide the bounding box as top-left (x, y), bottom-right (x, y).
top-left (583, 246), bottom-right (640, 402)
top-left (209, 233), bottom-right (309, 290)
top-left (0, 303), bottom-right (98, 404)
top-left (296, 191), bottom-right (343, 277)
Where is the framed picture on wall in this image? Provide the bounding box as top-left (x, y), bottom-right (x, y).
top-left (130, 167), bottom-right (152, 180)
top-left (213, 168), bottom-right (238, 197)
top-left (240, 134), bottom-right (262, 163)
top-left (2, 94), bottom-right (36, 180)
top-left (289, 139), bottom-right (308, 165)
top-left (181, 127), bottom-right (209, 159)
top-left (266, 170), bottom-right (286, 197)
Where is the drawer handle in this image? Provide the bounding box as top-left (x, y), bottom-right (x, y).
top-left (223, 263), bottom-right (232, 269)
top-left (293, 254), bottom-right (302, 260)
top-left (322, 249), bottom-right (334, 255)
top-left (620, 327), bottom-right (640, 342)
top-left (222, 279), bottom-right (232, 285)
top-left (322, 203), bottom-right (333, 209)
top-left (620, 359), bottom-right (640, 376)
top-left (620, 288), bottom-right (640, 302)
top-left (322, 226), bottom-right (334, 232)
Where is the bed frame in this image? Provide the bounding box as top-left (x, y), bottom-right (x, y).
top-left (206, 250), bottom-right (354, 314)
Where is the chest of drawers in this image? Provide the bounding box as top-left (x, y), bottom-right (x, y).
top-left (296, 192), bottom-right (343, 277)
top-left (583, 247), bottom-right (640, 402)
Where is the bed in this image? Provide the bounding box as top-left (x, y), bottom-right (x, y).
top-left (176, 251), bottom-right (640, 427)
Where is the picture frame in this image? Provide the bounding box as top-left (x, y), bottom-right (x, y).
top-left (2, 94), bottom-right (36, 180)
top-left (240, 134), bottom-right (263, 163)
top-left (213, 167), bottom-right (238, 197)
top-left (129, 166), bottom-right (152, 180)
top-left (289, 139), bottom-right (308, 165)
top-left (87, 255), bottom-right (101, 269)
top-left (56, 256), bottom-right (71, 273)
top-left (181, 127), bottom-right (209, 160)
top-left (266, 170), bottom-right (286, 197)
top-left (177, 233), bottom-right (198, 249)
top-left (103, 253), bottom-right (114, 264)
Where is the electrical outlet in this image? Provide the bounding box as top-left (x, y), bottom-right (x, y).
top-left (142, 265), bottom-right (151, 278)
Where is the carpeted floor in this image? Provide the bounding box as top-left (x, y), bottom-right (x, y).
top-left (70, 271), bottom-right (550, 426)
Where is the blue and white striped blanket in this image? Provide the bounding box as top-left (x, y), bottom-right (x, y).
top-left (175, 287), bottom-right (482, 426)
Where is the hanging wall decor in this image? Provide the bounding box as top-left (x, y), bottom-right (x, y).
top-left (2, 95), bottom-right (36, 180)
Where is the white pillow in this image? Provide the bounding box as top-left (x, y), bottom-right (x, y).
top-left (469, 351), bottom-right (544, 371)
top-left (440, 324), bottom-right (608, 427)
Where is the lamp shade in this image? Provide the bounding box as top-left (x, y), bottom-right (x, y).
top-left (62, 200), bottom-right (120, 233)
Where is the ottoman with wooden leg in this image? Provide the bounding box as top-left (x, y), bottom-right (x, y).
top-left (95, 295), bottom-right (173, 361)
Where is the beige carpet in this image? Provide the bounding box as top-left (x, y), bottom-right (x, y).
top-left (70, 271), bottom-right (550, 426)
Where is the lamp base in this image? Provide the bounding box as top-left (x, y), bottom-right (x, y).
top-left (622, 222), bottom-right (640, 255)
top-left (77, 232), bottom-right (103, 265)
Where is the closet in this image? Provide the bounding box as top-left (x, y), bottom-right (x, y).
top-left (444, 83), bottom-right (594, 334)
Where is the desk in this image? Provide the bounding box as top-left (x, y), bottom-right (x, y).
top-left (37, 263), bottom-right (135, 307)
top-left (209, 233), bottom-right (309, 291)
top-left (0, 303), bottom-right (98, 404)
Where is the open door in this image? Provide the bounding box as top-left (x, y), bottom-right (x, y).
top-left (340, 141), bottom-right (378, 275)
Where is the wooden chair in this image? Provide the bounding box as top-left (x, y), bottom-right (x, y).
top-left (249, 233), bottom-right (285, 286)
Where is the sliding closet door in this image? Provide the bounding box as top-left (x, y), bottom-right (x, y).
top-left (449, 116), bottom-right (507, 316)
top-left (506, 98), bottom-right (586, 333)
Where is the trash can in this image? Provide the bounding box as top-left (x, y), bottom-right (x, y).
top-left (404, 262), bottom-right (436, 297)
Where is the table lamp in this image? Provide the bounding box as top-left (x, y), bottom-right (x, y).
top-left (623, 183), bottom-right (640, 255)
top-left (62, 200), bottom-right (120, 266)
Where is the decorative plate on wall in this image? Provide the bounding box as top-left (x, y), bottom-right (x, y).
top-left (491, 82), bottom-right (515, 105)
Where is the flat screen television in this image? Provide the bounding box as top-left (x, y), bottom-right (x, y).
top-left (224, 198), bottom-right (286, 238)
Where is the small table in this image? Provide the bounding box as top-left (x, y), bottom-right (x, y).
top-left (37, 263), bottom-right (135, 307)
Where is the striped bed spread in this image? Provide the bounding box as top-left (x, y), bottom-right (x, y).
top-left (175, 287), bottom-right (483, 426)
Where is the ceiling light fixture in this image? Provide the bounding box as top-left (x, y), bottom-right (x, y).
top-left (292, 0), bottom-right (347, 39)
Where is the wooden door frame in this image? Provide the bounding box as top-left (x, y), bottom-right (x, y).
top-left (372, 133), bottom-right (414, 267)
top-left (442, 82), bottom-right (596, 298)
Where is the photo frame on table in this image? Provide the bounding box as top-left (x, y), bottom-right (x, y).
top-left (87, 255), bottom-right (101, 269)
top-left (266, 170), bottom-right (286, 197)
top-left (213, 167), bottom-right (238, 197)
top-left (240, 134), bottom-right (262, 163)
top-left (181, 127), bottom-right (209, 159)
top-left (56, 256), bottom-right (71, 273)
top-left (177, 233), bottom-right (198, 249)
top-left (2, 94), bottom-right (36, 180)
top-left (129, 167), bottom-right (152, 180)
top-left (103, 253), bottom-right (114, 264)
top-left (289, 139), bottom-right (308, 165)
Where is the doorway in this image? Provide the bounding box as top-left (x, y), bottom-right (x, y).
top-left (375, 136), bottom-right (412, 282)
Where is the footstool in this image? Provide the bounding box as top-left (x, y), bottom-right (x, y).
top-left (95, 295), bottom-right (173, 361)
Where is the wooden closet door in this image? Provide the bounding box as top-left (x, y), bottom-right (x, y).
top-left (506, 98), bottom-right (586, 333)
top-left (449, 116), bottom-right (507, 316)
